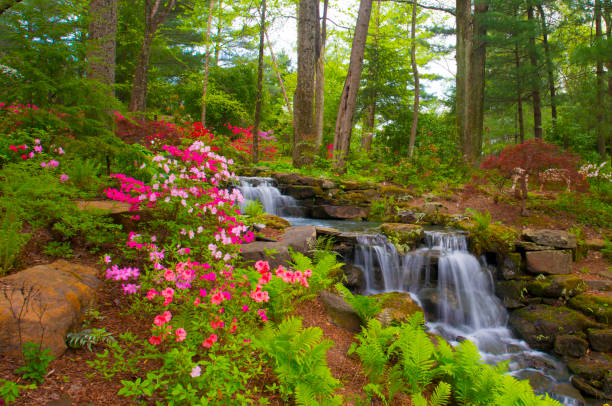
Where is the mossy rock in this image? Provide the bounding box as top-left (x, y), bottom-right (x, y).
top-left (371, 292), bottom-right (422, 328)
top-left (568, 294), bottom-right (612, 325)
top-left (527, 275), bottom-right (587, 299)
top-left (568, 353), bottom-right (612, 384)
top-left (468, 223), bottom-right (518, 255)
top-left (423, 212), bottom-right (454, 226)
top-left (257, 214), bottom-right (291, 231)
top-left (509, 304), bottom-right (599, 351)
top-left (380, 223), bottom-right (425, 249)
top-left (495, 279), bottom-right (529, 308)
top-left (341, 191), bottom-right (377, 205)
top-left (380, 184), bottom-right (412, 197)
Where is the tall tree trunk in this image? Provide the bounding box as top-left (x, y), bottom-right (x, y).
top-left (333, 0), bottom-right (373, 173)
top-left (293, 0), bottom-right (318, 168)
top-left (314, 0), bottom-right (328, 150)
top-left (0, 0), bottom-right (22, 15)
top-left (252, 0), bottom-right (266, 164)
top-left (129, 0), bottom-right (177, 113)
top-left (603, 0), bottom-right (612, 162)
top-left (468, 1), bottom-right (488, 161)
top-left (515, 44), bottom-right (525, 144)
top-left (362, 0), bottom-right (380, 153)
top-left (537, 5), bottom-right (557, 137)
top-left (527, 5), bottom-right (542, 140)
top-left (87, 0), bottom-right (117, 91)
top-left (456, 0), bottom-right (472, 161)
top-left (408, 3), bottom-right (420, 158)
top-left (595, 0), bottom-right (606, 159)
top-left (265, 30), bottom-right (293, 119)
top-left (201, 0), bottom-right (215, 125)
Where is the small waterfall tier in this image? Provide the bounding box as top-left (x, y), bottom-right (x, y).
top-left (352, 230), bottom-right (580, 406)
top-left (236, 176), bottom-right (304, 217)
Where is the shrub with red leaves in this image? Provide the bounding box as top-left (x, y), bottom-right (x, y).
top-left (481, 140), bottom-right (586, 197)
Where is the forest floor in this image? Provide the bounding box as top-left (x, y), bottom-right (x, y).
top-left (1, 185), bottom-right (610, 406)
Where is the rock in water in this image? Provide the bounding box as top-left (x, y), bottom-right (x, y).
top-left (0, 260), bottom-right (101, 356)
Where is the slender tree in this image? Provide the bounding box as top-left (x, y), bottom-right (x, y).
top-left (87, 0), bottom-right (118, 92)
top-left (293, 0), bottom-right (318, 167)
top-left (537, 4), bottom-right (557, 137)
top-left (129, 0), bottom-right (177, 112)
top-left (408, 2), bottom-right (420, 158)
top-left (527, 4), bottom-right (542, 139)
top-left (314, 0), bottom-right (328, 150)
top-left (595, 0), bottom-right (606, 159)
top-left (333, 0), bottom-right (373, 172)
top-left (252, 0), bottom-right (266, 164)
top-left (201, 0), bottom-right (215, 124)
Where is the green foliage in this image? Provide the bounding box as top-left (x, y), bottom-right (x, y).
top-left (0, 379), bottom-right (35, 404)
top-left (64, 158), bottom-right (102, 193)
top-left (43, 241), bottom-right (73, 258)
top-left (254, 317), bottom-right (343, 406)
top-left (530, 192), bottom-right (612, 228)
top-left (602, 238), bottom-right (612, 262)
top-left (16, 342), bottom-right (55, 384)
top-left (0, 205), bottom-right (30, 275)
top-left (243, 200), bottom-right (265, 218)
top-left (334, 283), bottom-right (382, 322)
top-left (350, 312), bottom-right (562, 406)
top-left (464, 208), bottom-right (517, 254)
top-left (66, 328), bottom-right (116, 351)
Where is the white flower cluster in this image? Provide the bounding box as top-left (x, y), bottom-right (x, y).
top-left (579, 161), bottom-right (612, 182)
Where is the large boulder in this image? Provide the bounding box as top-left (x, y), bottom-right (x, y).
top-left (553, 334), bottom-right (589, 358)
top-left (522, 229), bottom-right (577, 249)
top-left (281, 185), bottom-right (322, 200)
top-left (587, 328), bottom-right (612, 352)
top-left (319, 290), bottom-right (361, 333)
top-left (380, 223), bottom-right (425, 248)
top-left (240, 226), bottom-right (317, 270)
top-left (312, 205), bottom-right (370, 220)
top-left (525, 250), bottom-right (572, 275)
top-left (272, 172), bottom-right (319, 187)
top-left (508, 304), bottom-right (598, 351)
top-left (568, 293), bottom-right (612, 325)
top-left (0, 260), bottom-right (101, 356)
top-left (526, 275), bottom-right (587, 299)
top-left (371, 292), bottom-right (422, 328)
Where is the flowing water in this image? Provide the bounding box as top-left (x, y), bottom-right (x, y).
top-left (238, 177), bottom-right (581, 405)
top-left (353, 231), bottom-right (581, 406)
top-left (236, 177), bottom-right (304, 217)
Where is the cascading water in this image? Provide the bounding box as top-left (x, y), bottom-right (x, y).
top-left (236, 177), bottom-right (303, 217)
top-left (353, 230), bottom-right (581, 406)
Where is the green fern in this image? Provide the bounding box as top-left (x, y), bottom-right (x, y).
top-left (334, 283), bottom-right (381, 322)
top-left (429, 381), bottom-right (451, 406)
top-left (66, 328), bottom-right (116, 351)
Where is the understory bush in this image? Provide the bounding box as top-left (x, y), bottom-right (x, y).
top-left (350, 313), bottom-right (562, 406)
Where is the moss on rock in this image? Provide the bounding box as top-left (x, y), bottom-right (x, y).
top-left (569, 294), bottom-right (612, 325)
top-left (527, 275), bottom-right (587, 299)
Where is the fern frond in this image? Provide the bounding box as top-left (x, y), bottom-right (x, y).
top-left (429, 381), bottom-right (452, 406)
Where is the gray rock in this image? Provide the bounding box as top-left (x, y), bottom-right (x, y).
top-left (515, 241), bottom-right (551, 251)
top-left (319, 290), bottom-right (361, 333)
top-left (585, 279), bottom-right (612, 292)
top-left (344, 264), bottom-right (365, 291)
top-left (587, 329), bottom-right (612, 352)
top-left (312, 205), bottom-right (370, 220)
top-left (553, 334), bottom-right (589, 358)
top-left (522, 229), bottom-right (578, 249)
top-left (571, 376), bottom-right (608, 399)
top-left (526, 250), bottom-right (572, 275)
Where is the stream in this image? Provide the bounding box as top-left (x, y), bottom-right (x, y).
top-left (237, 177), bottom-right (583, 406)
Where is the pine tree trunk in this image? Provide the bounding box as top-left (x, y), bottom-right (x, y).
top-left (468, 1), bottom-right (488, 162)
top-left (537, 5), bottom-right (557, 137)
top-left (252, 0), bottom-right (266, 164)
top-left (456, 0), bottom-right (472, 161)
top-left (527, 5), bottom-right (542, 140)
top-left (515, 44), bottom-right (525, 144)
top-left (129, 0), bottom-right (176, 113)
top-left (408, 3), bottom-right (419, 158)
top-left (595, 0), bottom-right (606, 159)
top-left (333, 0), bottom-right (373, 173)
top-left (314, 0), bottom-right (328, 150)
top-left (293, 0), bottom-right (318, 168)
top-left (201, 0), bottom-right (215, 125)
top-left (87, 0), bottom-right (117, 90)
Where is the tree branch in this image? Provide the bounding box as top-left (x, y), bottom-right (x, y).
top-left (0, 0), bottom-right (23, 16)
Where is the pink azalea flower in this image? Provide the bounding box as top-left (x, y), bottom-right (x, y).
top-left (175, 328), bottom-right (187, 342)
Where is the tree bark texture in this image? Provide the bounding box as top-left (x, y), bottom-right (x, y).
top-left (537, 5), bottom-right (557, 137)
top-left (333, 0), bottom-right (373, 173)
top-left (314, 0), bottom-right (328, 150)
top-left (408, 2), bottom-right (419, 158)
top-left (456, 0), bottom-right (487, 164)
top-left (201, 0), bottom-right (215, 124)
top-left (0, 0), bottom-right (22, 16)
top-left (293, 0), bottom-right (318, 168)
top-left (515, 44), bottom-right (525, 144)
top-left (527, 5), bottom-right (542, 140)
top-left (87, 0), bottom-right (117, 89)
top-left (252, 0), bottom-right (266, 164)
top-left (362, 0), bottom-right (380, 153)
top-left (129, 0), bottom-right (177, 113)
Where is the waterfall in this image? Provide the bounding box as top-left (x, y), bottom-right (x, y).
top-left (352, 230), bottom-right (580, 406)
top-left (236, 177), bottom-right (303, 217)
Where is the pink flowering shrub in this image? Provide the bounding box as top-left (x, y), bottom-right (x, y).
top-left (101, 139), bottom-right (328, 404)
